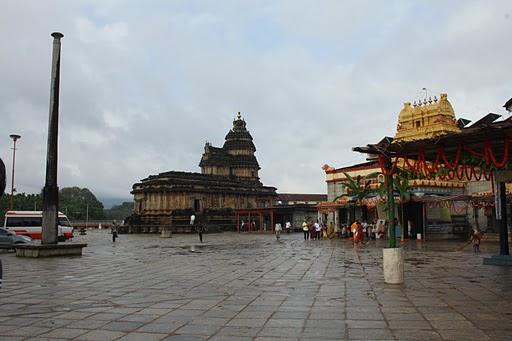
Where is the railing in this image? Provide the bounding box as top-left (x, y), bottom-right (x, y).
top-left (71, 222), bottom-right (114, 229)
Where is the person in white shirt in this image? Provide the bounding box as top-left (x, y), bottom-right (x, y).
top-left (285, 221), bottom-right (292, 234)
top-left (275, 222), bottom-right (282, 240)
top-left (314, 221), bottom-right (321, 240)
top-left (362, 220), bottom-right (368, 239)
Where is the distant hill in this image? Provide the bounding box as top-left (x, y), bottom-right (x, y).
top-left (104, 201), bottom-right (134, 221)
top-left (100, 197), bottom-right (132, 209)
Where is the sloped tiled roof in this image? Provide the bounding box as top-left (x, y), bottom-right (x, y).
top-left (277, 193), bottom-right (327, 202)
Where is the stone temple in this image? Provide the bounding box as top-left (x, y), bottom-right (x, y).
top-left (126, 113), bottom-right (277, 233)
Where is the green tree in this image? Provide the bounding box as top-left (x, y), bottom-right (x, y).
top-left (335, 171), bottom-right (380, 221)
top-left (0, 192), bottom-right (43, 214)
top-left (59, 187), bottom-right (104, 220)
top-left (104, 202), bottom-right (134, 221)
top-left (1, 187), bottom-right (120, 222)
top-left (393, 173), bottom-right (413, 242)
top-left (378, 169), bottom-right (414, 242)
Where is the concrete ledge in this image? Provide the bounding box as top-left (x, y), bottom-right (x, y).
top-left (15, 243), bottom-right (87, 258)
top-left (483, 255), bottom-right (512, 266)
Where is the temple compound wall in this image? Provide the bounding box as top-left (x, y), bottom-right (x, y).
top-left (126, 113), bottom-right (277, 233)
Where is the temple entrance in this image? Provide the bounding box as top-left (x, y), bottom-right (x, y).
top-left (194, 199), bottom-right (201, 213)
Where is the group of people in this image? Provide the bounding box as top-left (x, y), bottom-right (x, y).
top-left (336, 219), bottom-right (386, 241)
top-left (197, 214), bottom-right (483, 251)
top-left (301, 220), bottom-right (336, 240)
top-left (274, 221), bottom-right (292, 240)
top-left (240, 220), bottom-right (258, 232)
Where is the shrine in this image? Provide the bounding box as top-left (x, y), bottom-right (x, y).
top-left (353, 96), bottom-right (512, 259)
top-left (126, 113), bottom-right (277, 233)
top-left (320, 93), bottom-right (511, 248)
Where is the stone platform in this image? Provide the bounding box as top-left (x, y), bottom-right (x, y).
top-left (483, 254), bottom-right (512, 266)
top-left (14, 243), bottom-right (87, 257)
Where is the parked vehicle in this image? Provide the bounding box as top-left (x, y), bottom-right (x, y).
top-left (3, 211), bottom-right (74, 240)
top-left (0, 227), bottom-right (33, 248)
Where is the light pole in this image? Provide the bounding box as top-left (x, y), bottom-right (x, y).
top-left (9, 134), bottom-right (21, 210)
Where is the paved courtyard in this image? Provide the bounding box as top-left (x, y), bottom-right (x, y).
top-left (0, 230), bottom-right (511, 341)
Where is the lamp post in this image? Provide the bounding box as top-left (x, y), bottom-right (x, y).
top-left (9, 134), bottom-right (21, 210)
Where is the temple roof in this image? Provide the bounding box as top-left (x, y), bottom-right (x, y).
top-left (354, 115), bottom-right (512, 163)
top-left (199, 112), bottom-right (260, 170)
top-left (277, 193), bottom-right (327, 202)
top-left (394, 93), bottom-right (461, 142)
top-left (132, 170), bottom-right (276, 194)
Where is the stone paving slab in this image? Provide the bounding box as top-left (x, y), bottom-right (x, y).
top-left (0, 230), bottom-right (511, 340)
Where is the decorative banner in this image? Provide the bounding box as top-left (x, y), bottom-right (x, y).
top-left (378, 135), bottom-right (510, 181)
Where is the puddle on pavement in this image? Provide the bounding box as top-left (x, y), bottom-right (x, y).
top-left (406, 257), bottom-right (431, 266)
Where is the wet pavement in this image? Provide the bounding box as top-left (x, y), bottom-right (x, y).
top-left (0, 230), bottom-right (511, 340)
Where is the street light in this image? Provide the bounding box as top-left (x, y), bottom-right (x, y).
top-left (9, 134), bottom-right (21, 210)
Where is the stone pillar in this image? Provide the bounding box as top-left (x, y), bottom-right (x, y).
top-left (494, 171), bottom-right (511, 255)
top-left (42, 32), bottom-right (64, 245)
top-left (383, 247), bottom-right (404, 284)
top-left (386, 173), bottom-right (396, 248)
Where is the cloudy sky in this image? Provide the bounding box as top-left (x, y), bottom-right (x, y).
top-left (1, 0), bottom-right (511, 206)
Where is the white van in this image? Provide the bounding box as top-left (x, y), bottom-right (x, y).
top-left (3, 211), bottom-right (74, 240)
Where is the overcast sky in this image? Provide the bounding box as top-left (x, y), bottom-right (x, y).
top-left (1, 0), bottom-right (511, 206)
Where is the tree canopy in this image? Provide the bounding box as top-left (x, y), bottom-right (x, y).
top-left (0, 187), bottom-right (132, 221)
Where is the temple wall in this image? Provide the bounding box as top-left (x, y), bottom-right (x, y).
top-left (135, 186), bottom-right (275, 217)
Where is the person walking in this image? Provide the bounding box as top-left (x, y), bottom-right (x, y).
top-left (197, 223), bottom-right (205, 242)
top-left (111, 221), bottom-right (118, 242)
top-left (362, 220), bottom-right (368, 239)
top-left (350, 220), bottom-right (360, 239)
top-left (285, 221), bottom-right (292, 234)
top-left (275, 222), bottom-right (282, 240)
top-left (302, 220), bottom-right (309, 240)
top-left (314, 221), bottom-right (321, 240)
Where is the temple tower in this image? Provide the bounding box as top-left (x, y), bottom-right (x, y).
top-left (199, 112), bottom-right (260, 179)
top-left (394, 93), bottom-right (461, 142)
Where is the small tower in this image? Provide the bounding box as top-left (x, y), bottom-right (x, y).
top-left (394, 93), bottom-right (461, 142)
top-left (199, 112), bottom-right (260, 179)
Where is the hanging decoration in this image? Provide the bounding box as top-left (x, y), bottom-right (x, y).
top-left (378, 135), bottom-right (511, 182)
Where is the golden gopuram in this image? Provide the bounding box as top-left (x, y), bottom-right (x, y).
top-left (394, 93), bottom-right (461, 142)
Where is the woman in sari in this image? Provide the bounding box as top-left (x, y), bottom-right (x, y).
top-left (327, 222), bottom-right (335, 239)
